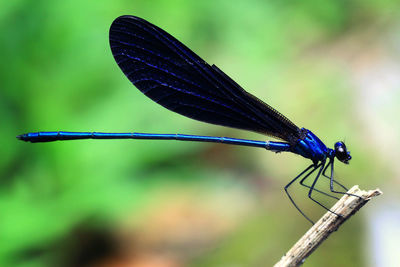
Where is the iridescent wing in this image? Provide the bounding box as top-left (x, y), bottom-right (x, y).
top-left (109, 15), bottom-right (302, 144)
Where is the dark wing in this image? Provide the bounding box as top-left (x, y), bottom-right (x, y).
top-left (109, 15), bottom-right (302, 144)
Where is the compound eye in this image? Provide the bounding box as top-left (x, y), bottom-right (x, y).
top-left (335, 141), bottom-right (350, 163)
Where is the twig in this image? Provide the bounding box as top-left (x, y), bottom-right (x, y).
top-left (274, 185), bottom-right (382, 267)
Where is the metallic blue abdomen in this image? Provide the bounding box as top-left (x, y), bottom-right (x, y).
top-left (291, 128), bottom-right (329, 163)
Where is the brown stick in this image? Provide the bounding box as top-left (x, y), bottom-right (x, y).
top-left (274, 185), bottom-right (382, 267)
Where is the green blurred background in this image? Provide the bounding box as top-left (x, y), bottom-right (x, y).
top-left (2, 0), bottom-right (400, 266)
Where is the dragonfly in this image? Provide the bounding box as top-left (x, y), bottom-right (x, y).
top-left (18, 15), bottom-right (354, 224)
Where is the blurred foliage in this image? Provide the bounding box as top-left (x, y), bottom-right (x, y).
top-left (1, 0), bottom-right (399, 266)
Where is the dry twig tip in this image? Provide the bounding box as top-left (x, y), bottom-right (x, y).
top-left (274, 185), bottom-right (382, 267)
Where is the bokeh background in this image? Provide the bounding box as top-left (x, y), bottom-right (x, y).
top-left (2, 1), bottom-right (400, 266)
